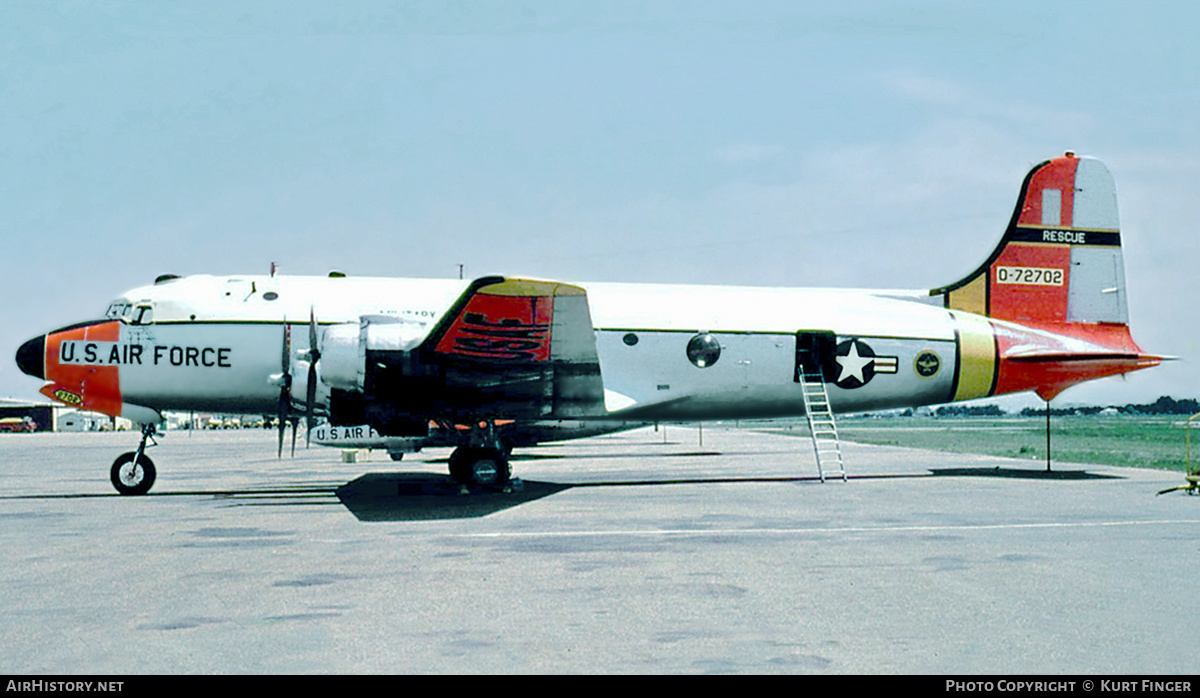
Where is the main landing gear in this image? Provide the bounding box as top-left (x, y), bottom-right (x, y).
top-left (445, 421), bottom-right (514, 490)
top-left (448, 446), bottom-right (512, 488)
top-left (110, 423), bottom-right (158, 496)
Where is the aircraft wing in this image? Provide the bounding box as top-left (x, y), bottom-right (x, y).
top-left (399, 276), bottom-right (606, 422)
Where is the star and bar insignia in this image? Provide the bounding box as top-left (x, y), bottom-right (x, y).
top-left (833, 339), bottom-right (898, 389)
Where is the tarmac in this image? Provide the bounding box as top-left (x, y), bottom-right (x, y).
top-left (0, 424), bottom-right (1197, 674)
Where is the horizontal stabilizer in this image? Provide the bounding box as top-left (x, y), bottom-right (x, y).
top-left (1003, 350), bottom-right (1163, 364)
top-left (995, 339), bottom-right (1163, 402)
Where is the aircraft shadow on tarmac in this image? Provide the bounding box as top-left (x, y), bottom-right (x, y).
top-left (336, 465), bottom-right (1125, 522)
top-left (336, 471), bottom-right (809, 522)
top-left (926, 467), bottom-right (1121, 481)
top-left (249, 464), bottom-right (1123, 521)
top-left (335, 473), bottom-right (573, 522)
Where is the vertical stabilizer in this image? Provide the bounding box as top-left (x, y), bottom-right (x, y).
top-left (931, 153), bottom-right (1128, 326)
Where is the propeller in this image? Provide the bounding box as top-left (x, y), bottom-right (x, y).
top-left (270, 309), bottom-right (324, 453)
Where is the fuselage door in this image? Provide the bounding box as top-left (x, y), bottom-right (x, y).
top-left (795, 330), bottom-right (837, 383)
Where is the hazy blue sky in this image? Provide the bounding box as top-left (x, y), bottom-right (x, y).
top-left (2, 1), bottom-right (1197, 408)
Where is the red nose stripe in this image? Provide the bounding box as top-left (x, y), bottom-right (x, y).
top-left (40, 321), bottom-right (123, 418)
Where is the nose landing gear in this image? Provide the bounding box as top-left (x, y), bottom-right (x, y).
top-left (110, 424), bottom-right (158, 496)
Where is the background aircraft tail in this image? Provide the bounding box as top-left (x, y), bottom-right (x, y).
top-left (931, 152), bottom-right (1128, 326)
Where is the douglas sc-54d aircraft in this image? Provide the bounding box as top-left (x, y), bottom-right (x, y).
top-left (15, 153), bottom-right (1163, 494)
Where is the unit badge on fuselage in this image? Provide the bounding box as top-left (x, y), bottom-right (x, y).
top-left (914, 350), bottom-right (941, 378)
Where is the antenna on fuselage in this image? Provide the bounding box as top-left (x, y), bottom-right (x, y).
top-left (270, 262), bottom-right (278, 278)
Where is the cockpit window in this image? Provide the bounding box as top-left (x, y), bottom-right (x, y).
top-left (130, 303), bottom-right (154, 326)
top-left (106, 300), bottom-right (153, 325)
top-left (105, 301), bottom-right (133, 320)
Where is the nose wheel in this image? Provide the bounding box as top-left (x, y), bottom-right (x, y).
top-left (110, 423), bottom-right (158, 495)
top-left (110, 452), bottom-right (156, 496)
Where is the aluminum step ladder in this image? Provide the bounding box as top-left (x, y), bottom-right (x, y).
top-left (798, 367), bottom-right (846, 482)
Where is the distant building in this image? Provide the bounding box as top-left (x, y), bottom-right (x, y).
top-left (0, 398), bottom-right (57, 432)
top-left (0, 398), bottom-right (128, 432)
top-left (56, 410), bottom-right (122, 432)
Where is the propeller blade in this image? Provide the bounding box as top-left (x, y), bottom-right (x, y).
top-left (306, 307), bottom-right (320, 448)
top-left (306, 362), bottom-right (317, 448)
top-left (309, 307), bottom-right (320, 362)
top-left (276, 321), bottom-right (292, 459)
top-left (290, 417), bottom-right (299, 457)
top-left (282, 319), bottom-right (291, 373)
top-left (277, 394), bottom-right (287, 459)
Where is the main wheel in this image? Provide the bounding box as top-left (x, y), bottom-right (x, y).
top-left (110, 452), bottom-right (156, 496)
top-left (448, 447), bottom-right (511, 487)
top-left (468, 455), bottom-right (510, 487)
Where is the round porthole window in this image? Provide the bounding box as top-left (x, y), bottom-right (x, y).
top-left (687, 333), bottom-right (721, 368)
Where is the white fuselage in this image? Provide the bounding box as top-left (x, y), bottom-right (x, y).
top-left (94, 273), bottom-right (974, 421)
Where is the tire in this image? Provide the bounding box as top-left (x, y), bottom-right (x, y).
top-left (110, 452), bottom-right (156, 496)
top-left (448, 447), bottom-right (472, 483)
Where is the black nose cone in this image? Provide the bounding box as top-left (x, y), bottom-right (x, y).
top-left (16, 336), bottom-right (45, 380)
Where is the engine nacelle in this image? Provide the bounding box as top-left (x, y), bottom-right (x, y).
top-left (319, 315), bottom-right (430, 393)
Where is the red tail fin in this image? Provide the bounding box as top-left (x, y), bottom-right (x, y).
top-left (932, 153), bottom-right (1162, 400)
top-left (932, 152), bottom-right (1128, 325)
